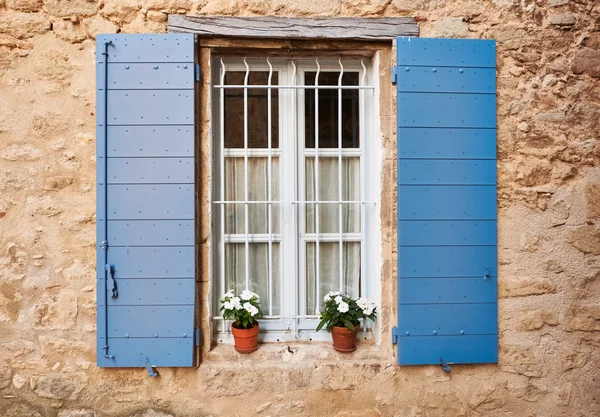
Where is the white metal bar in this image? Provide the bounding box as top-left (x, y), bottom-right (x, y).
top-left (224, 233), bottom-right (362, 243)
top-left (303, 149), bottom-right (361, 157)
top-left (360, 58), bottom-right (368, 331)
top-left (243, 58), bottom-right (250, 291)
top-left (314, 58), bottom-right (320, 315)
top-left (225, 149), bottom-right (282, 157)
top-left (219, 58), bottom-right (226, 300)
top-left (337, 59), bottom-right (344, 294)
top-left (212, 200), bottom-right (371, 204)
top-left (291, 59), bottom-right (299, 335)
top-left (214, 85), bottom-right (374, 90)
top-left (267, 57), bottom-right (273, 317)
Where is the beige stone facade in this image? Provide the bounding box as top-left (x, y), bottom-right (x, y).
top-left (1, 0), bottom-right (600, 416)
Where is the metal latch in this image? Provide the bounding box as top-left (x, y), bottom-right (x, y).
top-left (106, 264), bottom-right (118, 298)
top-left (440, 358), bottom-right (451, 373)
top-left (392, 326), bottom-right (399, 344)
top-left (145, 357), bottom-right (158, 377)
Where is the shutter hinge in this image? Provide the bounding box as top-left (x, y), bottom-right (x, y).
top-left (392, 326), bottom-right (399, 344)
top-left (391, 65), bottom-right (398, 85)
top-left (194, 328), bottom-right (201, 347)
top-left (101, 240), bottom-right (108, 251)
top-left (195, 64), bottom-right (201, 82)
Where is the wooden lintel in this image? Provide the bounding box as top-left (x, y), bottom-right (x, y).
top-left (168, 16), bottom-right (419, 40)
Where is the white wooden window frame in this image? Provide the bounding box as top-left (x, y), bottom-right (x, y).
top-left (210, 56), bottom-right (381, 343)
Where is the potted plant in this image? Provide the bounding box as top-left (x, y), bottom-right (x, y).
top-left (220, 289), bottom-right (263, 353)
top-left (316, 292), bottom-right (377, 352)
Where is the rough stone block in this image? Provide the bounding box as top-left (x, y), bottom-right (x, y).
top-left (566, 225), bottom-right (600, 255)
top-left (499, 276), bottom-right (556, 298)
top-left (31, 375), bottom-right (85, 400)
top-left (101, 0), bottom-right (140, 23)
top-left (548, 13), bottom-right (576, 26)
top-left (0, 144), bottom-right (42, 161)
top-left (52, 19), bottom-right (88, 43)
top-left (44, 0), bottom-right (97, 17)
top-left (517, 308), bottom-right (559, 331)
top-left (565, 305), bottom-right (600, 331)
top-left (572, 48), bottom-right (600, 78)
top-left (6, 0), bottom-right (42, 11)
top-left (426, 17), bottom-right (469, 38)
top-left (82, 15), bottom-right (117, 37)
top-left (33, 291), bottom-right (77, 329)
top-left (0, 12), bottom-right (50, 39)
top-left (58, 410), bottom-right (99, 417)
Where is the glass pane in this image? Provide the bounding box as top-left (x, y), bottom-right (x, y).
top-left (305, 72), bottom-right (359, 148)
top-left (305, 157), bottom-right (360, 234)
top-left (225, 243), bottom-right (280, 316)
top-left (224, 71), bottom-right (279, 148)
top-left (224, 158), bottom-right (280, 234)
top-left (305, 242), bottom-right (361, 314)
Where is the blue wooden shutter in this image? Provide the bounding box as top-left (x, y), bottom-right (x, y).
top-left (96, 34), bottom-right (196, 368)
top-left (396, 37), bottom-right (497, 365)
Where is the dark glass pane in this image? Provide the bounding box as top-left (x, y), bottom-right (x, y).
top-left (224, 72), bottom-right (279, 148)
top-left (305, 72), bottom-right (359, 149)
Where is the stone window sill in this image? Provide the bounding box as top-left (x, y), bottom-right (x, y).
top-left (205, 339), bottom-right (395, 366)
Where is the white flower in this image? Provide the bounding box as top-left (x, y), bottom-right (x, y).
top-left (243, 302), bottom-right (259, 317)
top-left (334, 295), bottom-right (343, 304)
top-left (337, 301), bottom-right (349, 313)
top-left (323, 294), bottom-right (331, 302)
top-left (224, 289), bottom-right (234, 298)
top-left (231, 296), bottom-right (242, 309)
top-left (356, 298), bottom-right (369, 309)
top-left (223, 301), bottom-right (233, 310)
top-left (240, 289), bottom-right (256, 300)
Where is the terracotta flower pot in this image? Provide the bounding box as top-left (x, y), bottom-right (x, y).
top-left (331, 325), bottom-right (359, 352)
top-left (231, 322), bottom-right (259, 353)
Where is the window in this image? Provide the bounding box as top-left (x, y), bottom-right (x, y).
top-left (211, 57), bottom-right (378, 341)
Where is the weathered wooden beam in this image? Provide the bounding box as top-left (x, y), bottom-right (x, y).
top-left (168, 16), bottom-right (419, 40)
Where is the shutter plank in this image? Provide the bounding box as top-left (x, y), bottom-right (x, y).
top-left (107, 90), bottom-right (194, 125)
top-left (400, 277), bottom-right (497, 304)
top-left (398, 186), bottom-right (496, 220)
top-left (108, 63), bottom-right (194, 89)
top-left (398, 220), bottom-right (497, 246)
top-left (107, 184), bottom-right (194, 220)
top-left (107, 126), bottom-right (194, 157)
top-left (97, 338), bottom-right (195, 367)
top-left (107, 158), bottom-right (194, 184)
top-left (101, 247), bottom-right (195, 279)
top-left (106, 279), bottom-right (195, 305)
top-left (108, 220), bottom-right (194, 246)
top-left (399, 160), bottom-right (496, 185)
top-left (398, 67), bottom-right (495, 93)
top-left (399, 335), bottom-right (498, 365)
top-left (398, 93), bottom-right (496, 128)
top-left (399, 246), bottom-right (497, 278)
top-left (398, 128), bottom-right (496, 160)
top-left (399, 304), bottom-right (497, 335)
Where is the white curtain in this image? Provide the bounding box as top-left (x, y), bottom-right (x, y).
top-left (224, 157), bottom-right (281, 316)
top-left (305, 157), bottom-right (361, 313)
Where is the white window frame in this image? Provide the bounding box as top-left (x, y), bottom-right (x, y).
top-left (210, 55), bottom-right (382, 344)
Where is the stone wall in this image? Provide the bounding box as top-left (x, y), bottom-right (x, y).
top-left (1, 0), bottom-right (600, 416)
